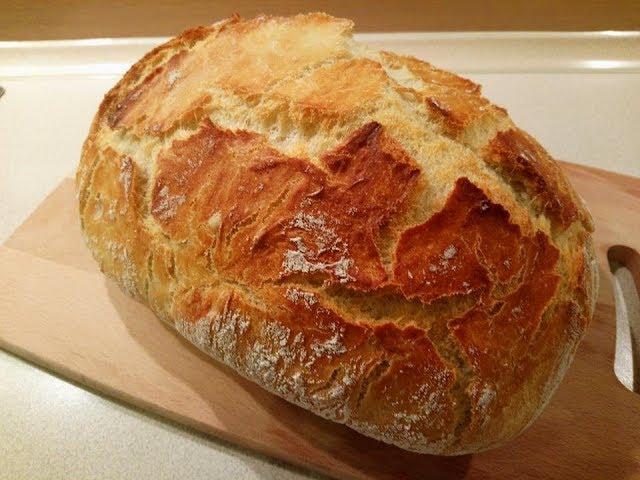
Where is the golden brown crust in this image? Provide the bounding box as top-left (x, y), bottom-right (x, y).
top-left (378, 50), bottom-right (508, 145)
top-left (77, 13), bottom-right (596, 454)
top-left (482, 128), bottom-right (593, 230)
top-left (151, 120), bottom-right (420, 290)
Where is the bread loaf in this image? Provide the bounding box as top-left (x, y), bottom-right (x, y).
top-left (76, 13), bottom-right (598, 455)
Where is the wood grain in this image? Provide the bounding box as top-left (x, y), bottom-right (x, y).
top-left (3, 0), bottom-right (640, 41)
top-left (1, 162), bottom-right (639, 479)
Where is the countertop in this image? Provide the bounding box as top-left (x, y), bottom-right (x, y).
top-left (1, 32), bottom-right (639, 479)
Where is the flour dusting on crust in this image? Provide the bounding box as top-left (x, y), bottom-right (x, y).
top-left (282, 212), bottom-right (355, 283)
top-left (153, 185), bottom-right (186, 220)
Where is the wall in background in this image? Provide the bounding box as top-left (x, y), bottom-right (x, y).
top-left (3, 0), bottom-right (640, 39)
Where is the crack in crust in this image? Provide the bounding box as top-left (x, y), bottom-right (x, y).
top-left (77, 13), bottom-right (596, 455)
top-left (150, 120), bottom-right (420, 291)
top-left (482, 128), bottom-right (593, 231)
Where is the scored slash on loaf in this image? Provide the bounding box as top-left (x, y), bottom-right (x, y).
top-left (77, 13), bottom-right (597, 454)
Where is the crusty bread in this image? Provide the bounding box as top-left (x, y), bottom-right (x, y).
top-left (76, 13), bottom-right (598, 455)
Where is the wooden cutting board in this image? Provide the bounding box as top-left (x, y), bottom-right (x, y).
top-left (1, 162), bottom-right (639, 480)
